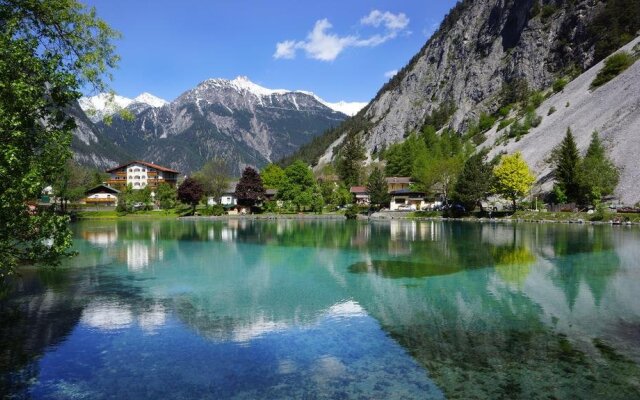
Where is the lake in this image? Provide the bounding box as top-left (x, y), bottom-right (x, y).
top-left (1, 219), bottom-right (639, 399)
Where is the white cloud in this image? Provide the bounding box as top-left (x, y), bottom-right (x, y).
top-left (274, 10), bottom-right (410, 62)
top-left (274, 40), bottom-right (298, 59)
top-left (384, 69), bottom-right (398, 78)
top-left (361, 10), bottom-right (409, 31)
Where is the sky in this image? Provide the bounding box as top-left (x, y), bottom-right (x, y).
top-left (82, 0), bottom-right (458, 103)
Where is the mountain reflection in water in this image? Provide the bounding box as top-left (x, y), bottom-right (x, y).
top-left (0, 220), bottom-right (638, 399)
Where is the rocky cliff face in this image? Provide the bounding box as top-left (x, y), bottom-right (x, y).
top-left (314, 0), bottom-right (607, 162)
top-left (95, 77), bottom-right (347, 175)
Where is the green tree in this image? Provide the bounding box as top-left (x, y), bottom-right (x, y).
top-left (0, 0), bottom-right (119, 276)
top-left (178, 177), bottom-right (204, 215)
top-left (53, 160), bottom-right (93, 212)
top-left (193, 158), bottom-right (230, 202)
top-left (336, 133), bottom-right (366, 187)
top-left (578, 132), bottom-right (619, 204)
top-left (554, 128), bottom-right (581, 203)
top-left (279, 160), bottom-right (316, 211)
top-left (453, 149), bottom-right (493, 212)
top-left (235, 167), bottom-right (265, 208)
top-left (493, 152), bottom-right (536, 211)
top-left (261, 163), bottom-right (286, 190)
top-left (156, 183), bottom-right (177, 210)
top-left (366, 167), bottom-right (389, 209)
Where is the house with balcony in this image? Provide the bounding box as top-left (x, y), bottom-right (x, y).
top-left (106, 161), bottom-right (179, 191)
top-left (85, 184), bottom-right (119, 207)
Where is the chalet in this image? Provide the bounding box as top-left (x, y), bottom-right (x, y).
top-left (106, 161), bottom-right (179, 191)
top-left (386, 177), bottom-right (412, 192)
top-left (389, 189), bottom-right (427, 211)
top-left (85, 184), bottom-right (119, 206)
top-left (350, 186), bottom-right (370, 205)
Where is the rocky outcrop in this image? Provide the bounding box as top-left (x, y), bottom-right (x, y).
top-left (315, 0), bottom-right (606, 163)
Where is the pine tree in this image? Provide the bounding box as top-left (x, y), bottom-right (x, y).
top-left (367, 167), bottom-right (389, 209)
top-left (337, 133), bottom-right (366, 187)
top-left (235, 167), bottom-right (266, 208)
top-left (453, 149), bottom-right (493, 212)
top-left (578, 132), bottom-right (619, 204)
top-left (555, 128), bottom-right (581, 203)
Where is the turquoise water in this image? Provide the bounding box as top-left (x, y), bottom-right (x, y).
top-left (1, 220), bottom-right (640, 399)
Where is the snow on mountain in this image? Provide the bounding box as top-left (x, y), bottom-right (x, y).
top-left (133, 92), bottom-right (169, 108)
top-left (203, 76), bottom-right (367, 116)
top-left (79, 92), bottom-right (168, 122)
top-left (316, 100), bottom-right (368, 117)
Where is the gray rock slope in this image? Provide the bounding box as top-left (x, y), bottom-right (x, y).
top-left (95, 77), bottom-right (347, 175)
top-left (484, 36), bottom-right (640, 204)
top-left (315, 0), bottom-right (606, 164)
top-left (68, 101), bottom-right (131, 170)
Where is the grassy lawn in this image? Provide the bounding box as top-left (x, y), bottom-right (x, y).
top-left (75, 209), bottom-right (181, 220)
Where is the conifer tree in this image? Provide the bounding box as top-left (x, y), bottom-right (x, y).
top-left (555, 128), bottom-right (581, 203)
top-left (337, 133), bottom-right (366, 187)
top-left (453, 149), bottom-right (493, 212)
top-left (578, 132), bottom-right (619, 204)
top-left (366, 167), bottom-right (389, 209)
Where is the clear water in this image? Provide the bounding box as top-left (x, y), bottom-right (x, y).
top-left (1, 220), bottom-right (640, 399)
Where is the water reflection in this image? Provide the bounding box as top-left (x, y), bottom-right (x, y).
top-left (1, 220), bottom-right (639, 399)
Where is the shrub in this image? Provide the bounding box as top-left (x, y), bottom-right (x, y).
top-left (540, 4), bottom-right (557, 21)
top-left (344, 206), bottom-right (360, 220)
top-left (498, 118), bottom-right (514, 131)
top-left (591, 51), bottom-right (636, 89)
top-left (478, 113), bottom-right (496, 132)
top-left (553, 78), bottom-right (568, 92)
top-left (547, 106), bottom-right (557, 116)
top-left (497, 105), bottom-right (512, 118)
top-left (200, 204), bottom-right (225, 216)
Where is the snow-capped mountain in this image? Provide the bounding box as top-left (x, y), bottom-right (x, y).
top-left (79, 92), bottom-right (168, 122)
top-left (91, 76), bottom-right (349, 174)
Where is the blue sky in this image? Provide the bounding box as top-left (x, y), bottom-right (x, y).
top-left (83, 0), bottom-right (458, 103)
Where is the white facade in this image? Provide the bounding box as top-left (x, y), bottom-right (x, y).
top-left (221, 195), bottom-right (237, 206)
top-left (126, 163), bottom-right (150, 189)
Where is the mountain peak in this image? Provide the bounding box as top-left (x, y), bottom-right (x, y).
top-left (133, 92), bottom-right (168, 108)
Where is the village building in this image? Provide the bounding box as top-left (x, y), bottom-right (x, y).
top-left (85, 184), bottom-right (120, 207)
top-left (389, 189), bottom-right (427, 211)
top-left (350, 186), bottom-right (370, 205)
top-left (106, 161), bottom-right (179, 191)
top-left (386, 177), bottom-right (412, 192)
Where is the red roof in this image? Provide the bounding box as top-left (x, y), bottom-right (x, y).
top-left (350, 186), bottom-right (368, 194)
top-left (106, 160), bottom-right (179, 174)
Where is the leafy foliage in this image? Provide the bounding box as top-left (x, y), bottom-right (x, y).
top-left (493, 152), bottom-right (536, 210)
top-left (235, 167), bottom-right (265, 207)
top-left (0, 0), bottom-right (119, 276)
top-left (591, 51), bottom-right (637, 89)
top-left (156, 183), bottom-right (177, 210)
top-left (278, 160), bottom-right (317, 211)
top-left (261, 163), bottom-right (286, 189)
top-left (588, 0), bottom-right (640, 62)
top-left (193, 158), bottom-right (230, 201)
top-left (177, 177), bottom-right (204, 214)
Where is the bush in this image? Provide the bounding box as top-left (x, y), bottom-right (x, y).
top-left (547, 106), bottom-right (557, 116)
top-left (497, 105), bottom-right (512, 118)
top-left (498, 118), bottom-right (514, 131)
top-left (199, 204), bottom-right (225, 216)
top-left (344, 206), bottom-right (360, 220)
top-left (553, 78), bottom-right (568, 92)
top-left (478, 113), bottom-right (496, 132)
top-left (591, 51), bottom-right (636, 89)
